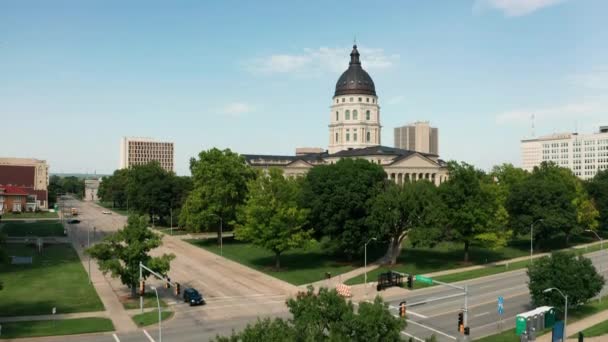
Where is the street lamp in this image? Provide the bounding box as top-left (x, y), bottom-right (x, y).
top-left (530, 219), bottom-right (544, 264)
top-left (364, 237), bottom-right (377, 294)
top-left (150, 286), bottom-right (162, 342)
top-left (544, 287), bottom-right (568, 338)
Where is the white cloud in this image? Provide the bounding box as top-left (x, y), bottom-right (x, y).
top-left (246, 46), bottom-right (399, 76)
top-left (473, 0), bottom-right (567, 17)
top-left (222, 102), bottom-right (254, 117)
top-left (495, 102), bottom-right (601, 125)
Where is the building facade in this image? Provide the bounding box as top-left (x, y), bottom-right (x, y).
top-left (0, 185), bottom-right (29, 214)
top-left (394, 121), bottom-right (438, 155)
top-left (520, 126), bottom-right (608, 180)
top-left (245, 45), bottom-right (448, 184)
top-left (0, 158), bottom-right (49, 210)
top-left (84, 179), bottom-right (100, 202)
top-left (120, 137), bottom-right (174, 172)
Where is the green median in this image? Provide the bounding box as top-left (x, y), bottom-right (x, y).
top-left (132, 310), bottom-right (174, 327)
top-left (0, 317), bottom-right (114, 339)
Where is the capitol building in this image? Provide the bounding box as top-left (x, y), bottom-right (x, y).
top-left (244, 45), bottom-right (448, 185)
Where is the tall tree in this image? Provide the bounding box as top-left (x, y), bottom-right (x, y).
top-left (98, 169), bottom-right (129, 208)
top-left (180, 148), bottom-right (256, 243)
top-left (126, 162), bottom-right (175, 224)
top-left (528, 252), bottom-right (604, 310)
top-left (214, 318), bottom-right (295, 342)
top-left (586, 170), bottom-right (608, 231)
top-left (87, 215), bottom-right (175, 297)
top-left (507, 162), bottom-right (579, 246)
top-left (301, 158), bottom-right (387, 260)
top-left (367, 181), bottom-right (445, 265)
top-left (235, 168), bottom-right (312, 269)
top-left (440, 162), bottom-right (506, 262)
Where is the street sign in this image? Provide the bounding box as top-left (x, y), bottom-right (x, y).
top-left (498, 296), bottom-right (504, 315)
top-left (415, 275), bottom-right (433, 285)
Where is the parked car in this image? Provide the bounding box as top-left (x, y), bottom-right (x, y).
top-left (183, 287), bottom-right (205, 306)
top-left (67, 219), bottom-right (80, 224)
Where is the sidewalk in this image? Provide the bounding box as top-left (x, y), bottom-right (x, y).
top-left (0, 311), bottom-right (107, 323)
top-left (537, 309), bottom-right (608, 342)
top-left (306, 263), bottom-right (382, 290)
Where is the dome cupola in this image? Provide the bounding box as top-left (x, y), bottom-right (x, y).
top-left (334, 45), bottom-right (376, 97)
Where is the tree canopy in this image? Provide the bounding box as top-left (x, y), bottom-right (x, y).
top-left (87, 215), bottom-right (175, 296)
top-left (440, 162), bottom-right (507, 262)
top-left (235, 168), bottom-right (313, 268)
top-left (48, 175), bottom-right (86, 204)
top-left (180, 148), bottom-right (255, 241)
top-left (300, 158), bottom-right (387, 259)
top-left (587, 169), bottom-right (608, 231)
top-left (368, 180), bottom-right (445, 264)
top-left (528, 252), bottom-right (604, 310)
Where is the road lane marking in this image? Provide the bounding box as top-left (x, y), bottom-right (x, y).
top-left (407, 310), bottom-right (428, 319)
top-left (112, 333), bottom-right (120, 342)
top-left (401, 331), bottom-right (425, 342)
top-left (474, 311), bottom-right (490, 318)
top-left (405, 318), bottom-right (457, 340)
top-left (425, 290), bottom-right (529, 318)
top-left (143, 329), bottom-right (155, 342)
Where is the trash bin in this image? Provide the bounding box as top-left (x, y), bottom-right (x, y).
top-left (578, 332), bottom-right (584, 342)
top-left (545, 308), bottom-right (556, 328)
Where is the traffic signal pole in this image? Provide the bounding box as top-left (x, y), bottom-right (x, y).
top-left (139, 262), bottom-right (180, 313)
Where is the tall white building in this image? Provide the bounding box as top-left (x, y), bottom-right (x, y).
top-left (328, 45), bottom-right (381, 154)
top-left (520, 126), bottom-right (608, 180)
top-left (120, 137), bottom-right (174, 172)
top-left (394, 121), bottom-right (439, 155)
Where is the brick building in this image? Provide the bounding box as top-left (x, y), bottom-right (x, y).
top-left (0, 158), bottom-right (49, 210)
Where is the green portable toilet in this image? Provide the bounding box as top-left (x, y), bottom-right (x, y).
top-left (544, 307), bottom-right (556, 328)
top-left (516, 315), bottom-right (527, 336)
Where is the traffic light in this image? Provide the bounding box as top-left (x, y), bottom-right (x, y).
top-left (175, 282), bottom-right (181, 296)
top-left (457, 312), bottom-right (464, 332)
top-left (139, 280), bottom-right (145, 296)
top-left (407, 275), bottom-right (413, 289)
top-left (165, 277), bottom-right (171, 289)
top-left (464, 327), bottom-right (470, 336)
top-left (399, 301), bottom-right (407, 317)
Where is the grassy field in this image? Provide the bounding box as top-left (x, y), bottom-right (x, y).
top-left (0, 221), bottom-right (65, 237)
top-left (2, 211), bottom-right (59, 219)
top-left (188, 236), bottom-right (385, 285)
top-left (0, 244), bottom-right (104, 316)
top-left (0, 317), bottom-right (114, 339)
top-left (96, 201), bottom-right (131, 216)
top-left (132, 310), bottom-right (174, 327)
top-left (574, 319), bottom-right (608, 337)
top-left (122, 292), bottom-right (168, 310)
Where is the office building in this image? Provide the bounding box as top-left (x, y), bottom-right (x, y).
top-left (394, 121), bottom-right (439, 155)
top-left (120, 137), bottom-right (174, 172)
top-left (520, 126), bottom-right (608, 180)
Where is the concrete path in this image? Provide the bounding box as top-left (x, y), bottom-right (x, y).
top-left (536, 308), bottom-right (608, 342)
top-left (0, 311), bottom-right (107, 323)
top-left (306, 263), bottom-right (382, 290)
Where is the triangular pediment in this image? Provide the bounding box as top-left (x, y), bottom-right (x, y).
top-left (389, 153), bottom-right (439, 168)
top-left (286, 159), bottom-right (314, 168)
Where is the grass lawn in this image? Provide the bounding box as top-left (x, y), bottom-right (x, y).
top-left (132, 310), bottom-right (173, 327)
top-left (2, 211), bottom-right (59, 219)
top-left (0, 221), bottom-right (65, 237)
top-left (0, 317), bottom-right (114, 339)
top-left (188, 236), bottom-right (385, 285)
top-left (573, 319), bottom-right (608, 337)
top-left (121, 292), bottom-right (168, 310)
top-left (96, 201), bottom-right (130, 216)
top-left (0, 244), bottom-right (104, 316)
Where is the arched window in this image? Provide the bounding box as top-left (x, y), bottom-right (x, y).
top-left (350, 97), bottom-right (353, 102)
top-left (345, 110), bottom-right (350, 120)
top-left (366, 110), bottom-right (370, 120)
top-left (336, 99), bottom-right (339, 104)
top-left (366, 131), bottom-right (371, 142)
top-left (342, 98), bottom-right (345, 103)
top-left (353, 132), bottom-right (358, 141)
top-left (335, 132), bottom-right (339, 142)
top-left (358, 97), bottom-right (362, 102)
top-left (336, 111), bottom-right (339, 121)
top-left (353, 110), bottom-right (358, 120)
top-left (346, 129), bottom-right (350, 142)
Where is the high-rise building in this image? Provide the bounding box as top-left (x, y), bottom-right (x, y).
top-left (120, 137), bottom-right (174, 172)
top-left (394, 121), bottom-right (438, 155)
top-left (520, 126), bottom-right (608, 180)
top-left (0, 157), bottom-right (49, 210)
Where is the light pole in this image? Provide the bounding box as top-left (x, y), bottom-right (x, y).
top-left (585, 229), bottom-right (604, 301)
top-left (364, 237), bottom-right (377, 295)
top-left (544, 287), bottom-right (568, 338)
top-left (150, 286), bottom-right (162, 342)
top-left (530, 219), bottom-right (544, 264)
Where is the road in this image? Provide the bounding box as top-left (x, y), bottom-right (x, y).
top-left (386, 250), bottom-right (608, 341)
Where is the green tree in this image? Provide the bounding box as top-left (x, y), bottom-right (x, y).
top-left (235, 168), bottom-right (312, 269)
top-left (586, 170), bottom-right (608, 230)
top-left (440, 162), bottom-right (507, 262)
top-left (98, 169), bottom-right (129, 208)
top-left (507, 162), bottom-right (579, 246)
top-left (126, 162), bottom-right (175, 224)
top-left (528, 252), bottom-right (604, 310)
top-left (87, 215), bottom-right (175, 297)
top-left (214, 318), bottom-right (295, 342)
top-left (180, 148), bottom-right (256, 243)
top-left (0, 233), bottom-right (6, 290)
top-left (301, 158), bottom-right (387, 260)
top-left (367, 181), bottom-right (445, 265)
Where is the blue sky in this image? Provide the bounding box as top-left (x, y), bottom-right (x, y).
top-left (1, 0), bottom-right (606, 175)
